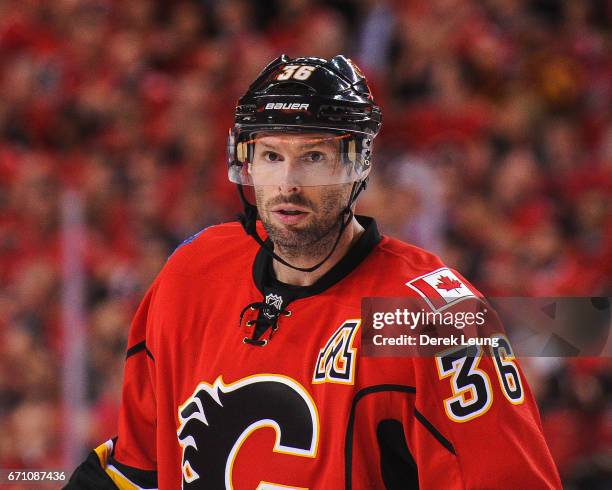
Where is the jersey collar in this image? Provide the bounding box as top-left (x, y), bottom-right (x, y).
top-left (252, 215), bottom-right (382, 300)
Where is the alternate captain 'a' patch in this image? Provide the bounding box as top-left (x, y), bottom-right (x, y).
top-left (406, 267), bottom-right (477, 312)
top-left (312, 320), bottom-right (360, 385)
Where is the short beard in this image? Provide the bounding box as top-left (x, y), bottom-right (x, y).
top-left (255, 187), bottom-right (349, 261)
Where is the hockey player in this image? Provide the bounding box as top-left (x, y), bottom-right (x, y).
top-left (66, 55), bottom-right (561, 489)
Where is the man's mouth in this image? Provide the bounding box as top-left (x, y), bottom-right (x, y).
top-left (270, 205), bottom-right (310, 224)
top-left (270, 204), bottom-right (310, 214)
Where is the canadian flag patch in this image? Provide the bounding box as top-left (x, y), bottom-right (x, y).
top-left (406, 267), bottom-right (477, 311)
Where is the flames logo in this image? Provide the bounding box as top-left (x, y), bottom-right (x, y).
top-left (177, 375), bottom-right (319, 489)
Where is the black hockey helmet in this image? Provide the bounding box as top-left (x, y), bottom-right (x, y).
top-left (228, 54), bottom-right (382, 186)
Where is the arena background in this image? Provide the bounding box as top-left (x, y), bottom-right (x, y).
top-left (0, 0), bottom-right (610, 487)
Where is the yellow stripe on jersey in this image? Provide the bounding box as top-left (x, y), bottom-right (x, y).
top-left (105, 465), bottom-right (144, 490)
top-left (94, 438), bottom-right (158, 490)
top-left (94, 439), bottom-right (114, 467)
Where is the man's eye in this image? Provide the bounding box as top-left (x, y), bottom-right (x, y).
top-left (304, 151), bottom-right (326, 163)
top-left (264, 151), bottom-right (282, 162)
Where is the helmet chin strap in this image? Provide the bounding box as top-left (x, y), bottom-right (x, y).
top-left (237, 180), bottom-right (367, 273)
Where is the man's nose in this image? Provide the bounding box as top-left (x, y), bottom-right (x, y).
top-left (277, 158), bottom-right (303, 194)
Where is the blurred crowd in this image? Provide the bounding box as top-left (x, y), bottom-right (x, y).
top-left (0, 0), bottom-right (610, 486)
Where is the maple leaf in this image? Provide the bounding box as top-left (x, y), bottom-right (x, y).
top-left (436, 275), bottom-right (463, 292)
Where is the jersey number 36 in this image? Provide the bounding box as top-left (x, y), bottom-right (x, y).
top-left (435, 335), bottom-right (524, 423)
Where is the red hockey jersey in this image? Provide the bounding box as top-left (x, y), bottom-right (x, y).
top-left (68, 216), bottom-right (561, 489)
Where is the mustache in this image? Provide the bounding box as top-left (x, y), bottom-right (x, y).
top-left (265, 194), bottom-right (316, 211)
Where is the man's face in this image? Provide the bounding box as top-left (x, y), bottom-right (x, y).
top-left (251, 132), bottom-right (353, 254)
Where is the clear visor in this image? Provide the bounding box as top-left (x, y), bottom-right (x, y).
top-left (228, 131), bottom-right (371, 186)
